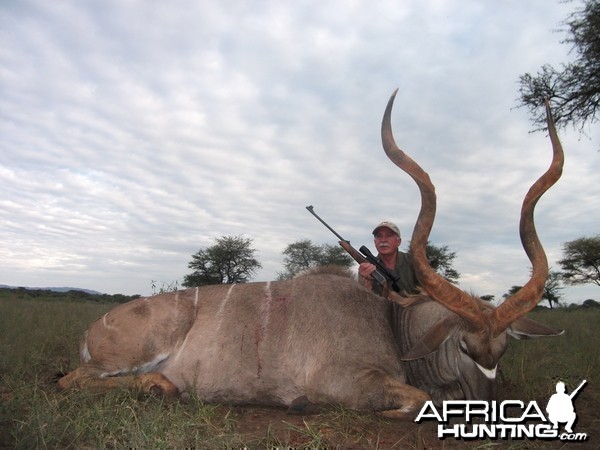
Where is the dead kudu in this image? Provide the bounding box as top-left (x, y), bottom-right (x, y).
top-left (58, 92), bottom-right (564, 418)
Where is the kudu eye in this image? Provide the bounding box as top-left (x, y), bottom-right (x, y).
top-left (459, 340), bottom-right (470, 355)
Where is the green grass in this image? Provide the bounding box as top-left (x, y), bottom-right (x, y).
top-left (500, 309), bottom-right (599, 401)
top-left (1, 293), bottom-right (597, 449)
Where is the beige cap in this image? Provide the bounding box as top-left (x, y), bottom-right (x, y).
top-left (372, 221), bottom-right (400, 237)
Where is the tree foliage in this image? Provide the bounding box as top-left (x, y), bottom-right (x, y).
top-left (502, 285), bottom-right (522, 300)
top-left (278, 239), bottom-right (354, 280)
top-left (558, 235), bottom-right (600, 287)
top-left (502, 269), bottom-right (564, 308)
top-left (279, 239), bottom-right (461, 283)
top-left (182, 235), bottom-right (262, 287)
top-left (543, 270), bottom-right (564, 309)
top-left (517, 0), bottom-right (600, 132)
top-left (424, 241), bottom-right (460, 284)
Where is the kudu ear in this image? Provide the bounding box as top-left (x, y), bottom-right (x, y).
top-left (400, 316), bottom-right (459, 360)
top-left (506, 315), bottom-right (564, 340)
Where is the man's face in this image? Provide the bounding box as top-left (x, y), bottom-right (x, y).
top-left (374, 228), bottom-right (401, 256)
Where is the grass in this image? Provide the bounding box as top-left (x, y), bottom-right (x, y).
top-left (0, 292), bottom-right (598, 449)
top-left (500, 308), bottom-right (599, 401)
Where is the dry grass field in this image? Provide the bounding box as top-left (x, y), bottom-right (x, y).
top-left (1, 290), bottom-right (597, 449)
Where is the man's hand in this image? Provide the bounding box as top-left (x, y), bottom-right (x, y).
top-left (359, 262), bottom-right (377, 279)
top-left (358, 262), bottom-right (377, 289)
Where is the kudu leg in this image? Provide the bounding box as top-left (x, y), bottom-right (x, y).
top-left (57, 367), bottom-right (179, 399)
top-left (378, 376), bottom-right (431, 420)
top-left (325, 369), bottom-right (430, 420)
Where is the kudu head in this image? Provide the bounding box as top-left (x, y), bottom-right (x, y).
top-left (382, 90), bottom-right (564, 400)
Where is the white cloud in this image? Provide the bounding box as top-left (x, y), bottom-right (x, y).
top-left (0, 0), bottom-right (597, 304)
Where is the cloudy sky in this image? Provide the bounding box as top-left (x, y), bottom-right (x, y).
top-left (1, 0), bottom-right (598, 303)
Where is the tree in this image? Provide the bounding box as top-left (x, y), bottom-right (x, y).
top-left (182, 235), bottom-right (262, 287)
top-left (278, 239), bottom-right (354, 280)
top-left (151, 279), bottom-right (179, 295)
top-left (582, 298), bottom-right (600, 307)
top-left (503, 285), bottom-right (522, 300)
top-left (424, 241), bottom-right (461, 284)
top-left (543, 270), bottom-right (564, 309)
top-left (517, 0), bottom-right (600, 132)
top-left (558, 235), bottom-right (600, 287)
top-left (502, 270), bottom-right (564, 308)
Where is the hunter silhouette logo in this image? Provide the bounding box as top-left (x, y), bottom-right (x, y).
top-left (414, 379), bottom-right (589, 441)
top-left (546, 380), bottom-right (587, 434)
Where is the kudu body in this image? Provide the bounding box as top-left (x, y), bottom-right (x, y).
top-left (59, 274), bottom-right (429, 417)
top-left (58, 92), bottom-right (563, 417)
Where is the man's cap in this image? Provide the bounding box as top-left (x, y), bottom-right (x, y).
top-left (372, 221), bottom-right (400, 237)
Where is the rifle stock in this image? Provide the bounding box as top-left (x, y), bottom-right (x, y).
top-left (338, 240), bottom-right (388, 287)
top-left (338, 240), bottom-right (366, 263)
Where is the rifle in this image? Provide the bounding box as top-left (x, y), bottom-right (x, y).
top-left (305, 205), bottom-right (401, 293)
top-left (569, 380), bottom-right (587, 400)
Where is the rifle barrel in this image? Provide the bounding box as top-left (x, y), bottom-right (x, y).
top-left (569, 379), bottom-right (587, 399)
top-left (305, 206), bottom-right (346, 242)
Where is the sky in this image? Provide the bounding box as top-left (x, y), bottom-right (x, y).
top-left (1, 0), bottom-right (598, 304)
